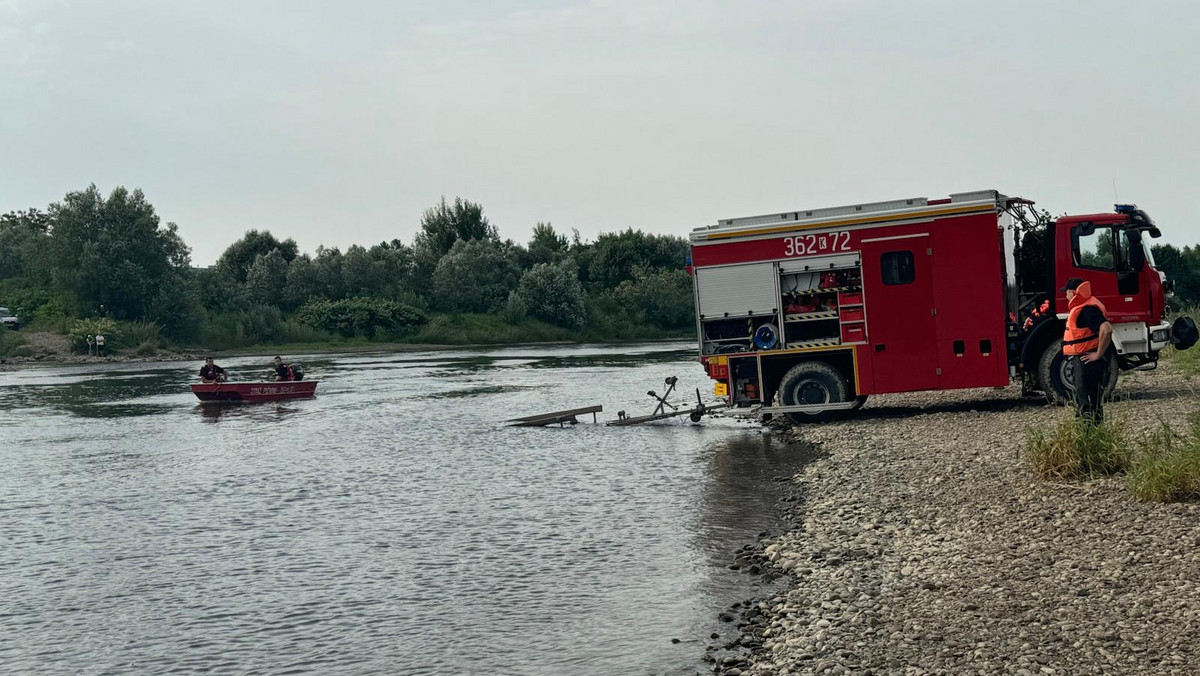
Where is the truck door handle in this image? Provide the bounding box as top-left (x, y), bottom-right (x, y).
top-left (875, 344), bottom-right (886, 352)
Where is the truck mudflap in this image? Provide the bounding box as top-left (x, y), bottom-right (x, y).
top-left (1172, 316), bottom-right (1198, 351)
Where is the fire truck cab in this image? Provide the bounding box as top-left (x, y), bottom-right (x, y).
top-left (689, 189), bottom-right (1196, 423)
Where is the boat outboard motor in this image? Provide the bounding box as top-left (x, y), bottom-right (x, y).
top-left (290, 363), bottom-right (305, 381)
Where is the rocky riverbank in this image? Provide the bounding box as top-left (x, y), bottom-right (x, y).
top-left (709, 363), bottom-right (1200, 675)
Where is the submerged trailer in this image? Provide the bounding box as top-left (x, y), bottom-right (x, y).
top-left (689, 189), bottom-right (1196, 423)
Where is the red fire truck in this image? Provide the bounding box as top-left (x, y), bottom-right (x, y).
top-left (689, 189), bottom-right (1197, 423)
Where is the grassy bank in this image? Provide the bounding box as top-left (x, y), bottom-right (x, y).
top-left (0, 329), bottom-right (30, 357)
top-left (1159, 306), bottom-right (1200, 376)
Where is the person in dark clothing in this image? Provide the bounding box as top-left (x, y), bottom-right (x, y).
top-left (273, 356), bottom-right (293, 382)
top-left (199, 357), bottom-right (227, 383)
top-left (1061, 278), bottom-right (1114, 423)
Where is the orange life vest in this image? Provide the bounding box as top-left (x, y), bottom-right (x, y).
top-left (1062, 281), bottom-right (1107, 356)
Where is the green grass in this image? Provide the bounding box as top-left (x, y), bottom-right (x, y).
top-left (1162, 345), bottom-right (1200, 377)
top-left (403, 313), bottom-right (574, 345)
top-left (118, 321), bottom-right (162, 351)
top-left (1027, 409), bottom-right (1200, 503)
top-left (399, 312), bottom-right (692, 346)
top-left (1128, 415), bottom-right (1200, 502)
top-left (1161, 306), bottom-right (1200, 376)
top-left (24, 316), bottom-right (74, 334)
top-left (0, 329), bottom-right (29, 357)
top-left (1025, 415), bottom-right (1131, 480)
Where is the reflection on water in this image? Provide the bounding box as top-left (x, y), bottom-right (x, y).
top-left (0, 343), bottom-right (810, 675)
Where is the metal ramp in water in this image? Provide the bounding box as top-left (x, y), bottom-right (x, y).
top-left (506, 406), bottom-right (603, 427)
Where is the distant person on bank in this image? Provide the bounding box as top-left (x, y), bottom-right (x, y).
top-left (1061, 278), bottom-right (1114, 424)
top-left (86, 335), bottom-right (95, 357)
top-left (273, 356), bottom-right (294, 382)
top-left (94, 333), bottom-right (106, 357)
top-left (199, 358), bottom-right (227, 383)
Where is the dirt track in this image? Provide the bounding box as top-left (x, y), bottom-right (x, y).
top-left (717, 363), bottom-right (1200, 676)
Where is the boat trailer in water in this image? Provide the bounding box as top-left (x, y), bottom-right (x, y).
top-left (507, 376), bottom-right (730, 427)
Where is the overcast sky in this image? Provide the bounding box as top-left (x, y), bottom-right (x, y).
top-left (2, 0), bottom-right (1198, 264)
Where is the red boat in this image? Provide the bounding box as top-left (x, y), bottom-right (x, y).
top-left (191, 381), bottom-right (319, 403)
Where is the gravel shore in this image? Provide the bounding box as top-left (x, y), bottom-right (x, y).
top-left (714, 363), bottom-right (1200, 676)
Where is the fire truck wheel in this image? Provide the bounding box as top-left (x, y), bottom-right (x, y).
top-left (778, 361), bottom-right (850, 424)
top-left (1038, 339), bottom-right (1119, 404)
top-left (1037, 339), bottom-right (1071, 404)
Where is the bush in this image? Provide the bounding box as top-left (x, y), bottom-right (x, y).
top-left (296, 297), bottom-right (427, 339)
top-left (507, 261), bottom-right (587, 329)
top-left (135, 340), bottom-right (159, 356)
top-left (431, 239), bottom-right (521, 313)
top-left (118, 321), bottom-right (162, 350)
top-left (608, 267), bottom-right (695, 330)
top-left (34, 295), bottom-right (70, 321)
top-left (1025, 416), bottom-right (1131, 480)
top-left (0, 279), bottom-right (70, 320)
top-left (198, 305), bottom-right (280, 350)
top-left (409, 313), bottom-right (572, 345)
top-left (1128, 416), bottom-right (1200, 502)
top-left (67, 317), bottom-right (119, 353)
top-left (0, 329), bottom-right (28, 357)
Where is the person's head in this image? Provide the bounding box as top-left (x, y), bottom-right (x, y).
top-left (274, 356), bottom-right (282, 366)
top-left (1062, 277), bottom-right (1084, 302)
top-left (205, 357), bottom-right (214, 366)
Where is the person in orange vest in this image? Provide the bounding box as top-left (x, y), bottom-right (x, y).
top-left (1061, 278), bottom-right (1114, 423)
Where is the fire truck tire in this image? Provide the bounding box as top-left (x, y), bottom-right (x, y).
top-left (1037, 339), bottom-right (1071, 404)
top-left (1037, 339), bottom-right (1119, 405)
top-left (778, 361), bottom-right (850, 424)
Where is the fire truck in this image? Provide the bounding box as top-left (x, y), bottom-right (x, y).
top-left (689, 189), bottom-right (1198, 423)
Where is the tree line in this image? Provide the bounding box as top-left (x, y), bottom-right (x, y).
top-left (0, 185), bottom-right (696, 349)
top-left (4, 186), bottom-right (1196, 352)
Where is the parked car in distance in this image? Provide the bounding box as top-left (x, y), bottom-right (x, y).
top-left (0, 307), bottom-right (21, 330)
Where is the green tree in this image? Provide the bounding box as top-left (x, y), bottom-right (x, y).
top-left (574, 229), bottom-right (689, 289)
top-left (146, 271), bottom-right (204, 341)
top-left (412, 197), bottom-right (498, 295)
top-left (610, 267), bottom-right (696, 330)
top-left (0, 209), bottom-right (52, 281)
top-left (431, 239), bottom-right (521, 313)
top-left (245, 249), bottom-right (290, 306)
top-left (1153, 243), bottom-right (1200, 309)
top-left (49, 185), bottom-right (193, 319)
top-left (342, 243), bottom-right (416, 299)
top-left (197, 265), bottom-right (246, 313)
top-left (216, 230), bottom-right (299, 283)
top-left (283, 254), bottom-right (323, 310)
top-left (527, 222), bottom-right (568, 266)
top-left (311, 246), bottom-right (346, 301)
top-left (414, 197), bottom-right (498, 259)
top-left (508, 261), bottom-right (586, 328)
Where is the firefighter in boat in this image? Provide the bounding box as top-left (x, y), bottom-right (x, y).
top-left (1061, 278), bottom-right (1114, 423)
top-left (271, 356), bottom-right (305, 382)
top-left (272, 356), bottom-right (294, 382)
top-left (199, 357), bottom-right (227, 383)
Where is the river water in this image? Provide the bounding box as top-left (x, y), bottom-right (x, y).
top-left (0, 342), bottom-right (812, 675)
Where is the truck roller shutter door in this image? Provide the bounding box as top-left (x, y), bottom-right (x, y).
top-left (695, 263), bottom-right (778, 318)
